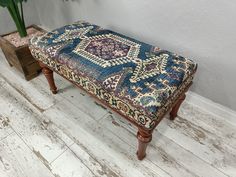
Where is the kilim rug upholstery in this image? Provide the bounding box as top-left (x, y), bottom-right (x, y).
top-left (29, 21), bottom-right (197, 130)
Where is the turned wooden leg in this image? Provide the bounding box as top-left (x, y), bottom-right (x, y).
top-left (170, 93), bottom-right (186, 120)
top-left (39, 62), bottom-right (57, 94)
top-left (137, 128), bottom-right (152, 160)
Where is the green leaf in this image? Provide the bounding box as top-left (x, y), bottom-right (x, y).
top-left (1, 0), bottom-right (27, 37)
top-left (0, 0), bottom-right (27, 7)
top-left (13, 0), bottom-right (27, 4)
top-left (0, 0), bottom-right (9, 7)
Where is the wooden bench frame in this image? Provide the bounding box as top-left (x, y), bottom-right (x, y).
top-left (39, 61), bottom-right (193, 160)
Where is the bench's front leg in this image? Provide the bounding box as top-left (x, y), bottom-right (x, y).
top-left (39, 61), bottom-right (57, 94)
top-left (137, 128), bottom-right (152, 160)
top-left (170, 93), bottom-right (186, 120)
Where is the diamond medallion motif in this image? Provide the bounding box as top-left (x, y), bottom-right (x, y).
top-left (73, 34), bottom-right (140, 67)
top-left (85, 38), bottom-right (130, 60)
top-left (130, 54), bottom-right (169, 83)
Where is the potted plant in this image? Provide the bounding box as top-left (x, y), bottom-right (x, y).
top-left (0, 0), bottom-right (45, 80)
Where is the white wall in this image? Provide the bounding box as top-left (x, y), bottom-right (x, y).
top-left (0, 1), bottom-right (40, 35)
top-left (2, 0), bottom-right (236, 111)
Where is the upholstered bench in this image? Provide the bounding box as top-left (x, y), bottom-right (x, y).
top-left (29, 21), bottom-right (197, 160)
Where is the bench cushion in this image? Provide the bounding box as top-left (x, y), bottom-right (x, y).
top-left (30, 21), bottom-right (197, 129)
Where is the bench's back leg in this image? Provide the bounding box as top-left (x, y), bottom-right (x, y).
top-left (39, 61), bottom-right (57, 94)
top-left (170, 93), bottom-right (186, 120)
top-left (137, 128), bottom-right (152, 160)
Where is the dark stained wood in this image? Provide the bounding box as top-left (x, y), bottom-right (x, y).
top-left (137, 128), bottom-right (152, 160)
top-left (38, 62), bottom-right (57, 94)
top-left (37, 60), bottom-right (196, 160)
top-left (0, 25), bottom-right (46, 81)
top-left (170, 94), bottom-right (186, 120)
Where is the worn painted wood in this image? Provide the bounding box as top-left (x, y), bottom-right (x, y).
top-left (41, 118), bottom-right (74, 147)
top-left (47, 75), bottom-right (108, 121)
top-left (37, 61), bottom-right (108, 121)
top-left (43, 100), bottom-right (167, 177)
top-left (50, 148), bottom-right (97, 177)
top-left (37, 64), bottom-right (108, 120)
top-left (0, 75), bottom-right (120, 177)
top-left (0, 58), bottom-right (63, 111)
top-left (60, 85), bottom-right (108, 121)
top-left (0, 78), bottom-right (69, 163)
top-left (180, 102), bottom-right (236, 149)
top-left (69, 143), bottom-right (122, 177)
top-left (0, 25), bottom-right (44, 81)
top-left (0, 114), bottom-right (13, 141)
top-left (156, 108), bottom-right (236, 176)
top-left (42, 117), bottom-right (122, 177)
top-left (100, 113), bottom-right (228, 177)
top-left (0, 132), bottom-right (54, 177)
top-left (0, 78), bottom-right (13, 142)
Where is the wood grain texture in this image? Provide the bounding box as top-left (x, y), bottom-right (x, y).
top-left (0, 58), bottom-right (63, 111)
top-left (39, 62), bottom-right (57, 94)
top-left (53, 82), bottom-right (108, 121)
top-left (0, 133), bottom-right (54, 177)
top-left (43, 100), bottom-right (167, 177)
top-left (0, 25), bottom-right (44, 81)
top-left (137, 128), bottom-right (152, 160)
top-left (100, 114), bottom-right (228, 177)
top-left (155, 111), bottom-right (236, 176)
top-left (50, 149), bottom-right (97, 177)
top-left (170, 94), bottom-right (186, 120)
top-left (0, 114), bottom-right (14, 141)
top-left (37, 63), bottom-right (108, 120)
top-left (0, 78), bottom-right (69, 163)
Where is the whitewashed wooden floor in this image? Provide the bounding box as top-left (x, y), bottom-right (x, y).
top-left (0, 51), bottom-right (236, 177)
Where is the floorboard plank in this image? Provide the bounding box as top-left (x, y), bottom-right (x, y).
top-left (180, 102), bottom-right (236, 149)
top-left (69, 143), bottom-right (122, 177)
top-left (0, 78), bottom-right (69, 163)
top-left (100, 113), bottom-right (227, 177)
top-left (39, 71), bottom-right (108, 121)
top-left (58, 83), bottom-right (108, 121)
top-left (0, 58), bottom-right (62, 111)
top-left (156, 113), bottom-right (236, 176)
top-left (0, 75), bottom-right (108, 177)
top-left (50, 148), bottom-right (97, 177)
top-left (43, 100), bottom-right (168, 177)
top-left (0, 132), bottom-right (54, 177)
